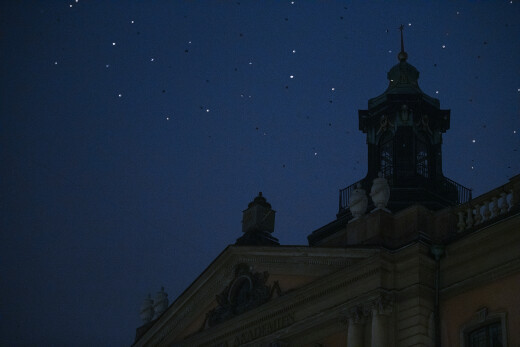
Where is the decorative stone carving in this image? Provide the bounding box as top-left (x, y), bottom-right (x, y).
top-left (153, 287), bottom-right (169, 319)
top-left (377, 115), bottom-right (394, 135)
top-left (370, 295), bottom-right (393, 316)
top-left (140, 294), bottom-right (154, 323)
top-left (236, 192), bottom-right (279, 246)
top-left (202, 263), bottom-right (282, 329)
top-left (370, 172), bottom-right (390, 210)
top-left (349, 183), bottom-right (368, 219)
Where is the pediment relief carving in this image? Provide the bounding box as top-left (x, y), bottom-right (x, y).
top-left (201, 263), bottom-right (282, 329)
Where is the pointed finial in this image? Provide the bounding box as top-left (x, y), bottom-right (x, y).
top-left (398, 24), bottom-right (408, 62)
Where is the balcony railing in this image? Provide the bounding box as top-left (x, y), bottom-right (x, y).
top-left (338, 174), bottom-right (472, 216)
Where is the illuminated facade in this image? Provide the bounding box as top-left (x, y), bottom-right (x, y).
top-left (132, 38), bottom-right (520, 347)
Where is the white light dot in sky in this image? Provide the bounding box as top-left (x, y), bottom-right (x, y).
top-left (331, 88), bottom-right (335, 91)
top-left (517, 88), bottom-right (520, 92)
top-left (436, 90), bottom-right (439, 94)
top-left (291, 1), bottom-right (295, 4)
top-left (442, 44), bottom-right (446, 48)
top-left (75, 0), bottom-right (79, 2)
top-left (188, 41), bottom-right (192, 44)
top-left (290, 75), bottom-right (294, 79)
top-left (240, 94), bottom-right (244, 98)
top-left (314, 152), bottom-right (318, 156)
top-left (249, 62), bottom-right (253, 65)
top-left (118, 94), bottom-right (122, 97)
top-left (514, 130), bottom-right (517, 134)
top-left (54, 61), bottom-right (58, 65)
top-left (206, 109), bottom-right (210, 112)
top-left (106, 64), bottom-right (110, 68)
top-left (456, 11), bottom-right (460, 15)
top-left (408, 23), bottom-right (412, 26)
top-left (471, 166), bottom-right (474, 170)
top-left (166, 117), bottom-right (169, 120)
top-left (112, 42), bottom-right (116, 46)
top-left (388, 50), bottom-right (392, 53)
top-left (131, 20), bottom-right (134, 24)
top-left (292, 49), bottom-right (296, 53)
top-left (472, 139), bottom-right (476, 143)
top-left (150, 58), bottom-right (155, 62)
top-left (69, 4), bottom-right (73, 8)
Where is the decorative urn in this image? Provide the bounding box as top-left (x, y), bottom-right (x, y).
top-left (370, 172), bottom-right (390, 209)
top-left (349, 183), bottom-right (368, 218)
top-left (140, 294), bottom-right (154, 323)
top-left (153, 287), bottom-right (169, 319)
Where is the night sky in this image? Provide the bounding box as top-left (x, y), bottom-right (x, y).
top-left (1, 1), bottom-right (519, 346)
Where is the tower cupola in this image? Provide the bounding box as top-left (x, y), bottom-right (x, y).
top-left (349, 27), bottom-right (470, 213)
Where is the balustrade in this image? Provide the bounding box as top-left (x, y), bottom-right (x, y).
top-left (456, 176), bottom-right (520, 232)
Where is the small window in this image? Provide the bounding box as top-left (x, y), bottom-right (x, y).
top-left (467, 321), bottom-right (503, 347)
top-left (416, 134), bottom-right (429, 178)
top-left (379, 132), bottom-right (393, 177)
top-left (460, 308), bottom-right (507, 347)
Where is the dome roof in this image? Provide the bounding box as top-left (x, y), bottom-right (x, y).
top-left (385, 60), bottom-right (422, 94)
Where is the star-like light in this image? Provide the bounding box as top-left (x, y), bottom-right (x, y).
top-left (206, 109), bottom-right (210, 112)
top-left (131, 20), bottom-right (135, 24)
top-left (112, 42), bottom-right (116, 46)
top-left (331, 87), bottom-right (335, 91)
top-left (118, 93), bottom-right (122, 98)
top-left (292, 49), bottom-right (296, 54)
top-left (150, 58), bottom-right (155, 62)
top-left (54, 61), bottom-right (58, 65)
top-left (472, 139), bottom-right (476, 143)
top-left (436, 90), bottom-right (439, 94)
top-left (290, 75), bottom-right (294, 79)
top-left (106, 64), bottom-right (110, 68)
top-left (442, 44), bottom-right (446, 49)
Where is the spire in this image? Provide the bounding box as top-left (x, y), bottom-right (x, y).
top-left (398, 24), bottom-right (408, 62)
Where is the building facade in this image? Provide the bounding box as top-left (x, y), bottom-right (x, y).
top-left (132, 38), bottom-right (520, 347)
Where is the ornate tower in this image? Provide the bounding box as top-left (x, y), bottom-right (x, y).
top-left (340, 27), bottom-right (470, 214)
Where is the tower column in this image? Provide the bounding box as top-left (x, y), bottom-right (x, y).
top-left (370, 298), bottom-right (392, 347)
top-left (347, 307), bottom-right (365, 347)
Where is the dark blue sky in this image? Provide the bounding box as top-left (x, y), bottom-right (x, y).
top-left (1, 1), bottom-right (519, 346)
